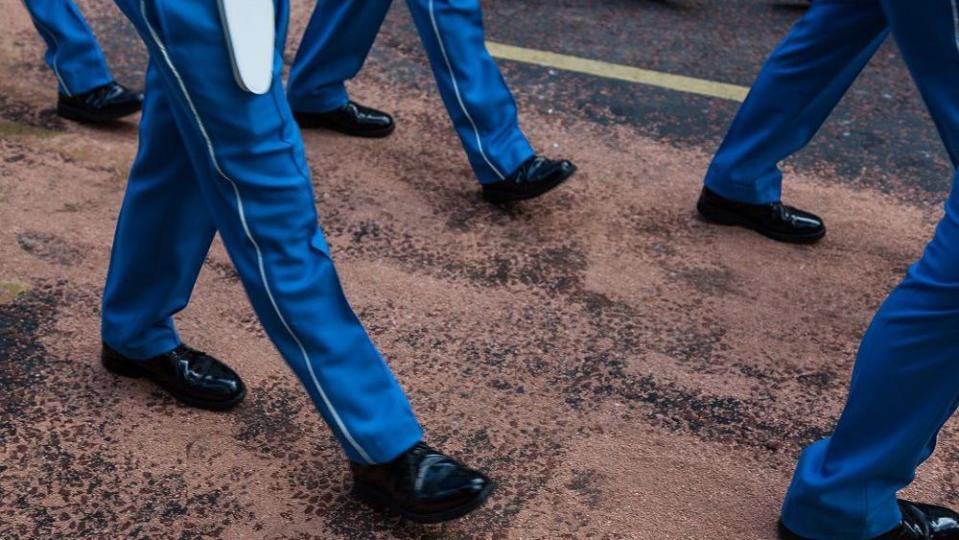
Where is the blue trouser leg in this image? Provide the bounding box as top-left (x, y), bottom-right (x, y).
top-left (288, 0), bottom-right (534, 185)
top-left (704, 0), bottom-right (889, 204)
top-left (21, 0), bottom-right (113, 95)
top-left (782, 176), bottom-right (959, 539)
top-left (287, 0), bottom-right (392, 114)
top-left (101, 61), bottom-right (216, 360)
top-left (405, 0), bottom-right (534, 184)
top-left (107, 0), bottom-right (422, 464)
top-left (782, 2), bottom-right (959, 537)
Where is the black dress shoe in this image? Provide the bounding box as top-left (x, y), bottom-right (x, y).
top-left (293, 101), bottom-right (395, 138)
top-left (481, 156), bottom-right (577, 203)
top-left (779, 500), bottom-right (959, 539)
top-left (697, 187), bottom-right (825, 244)
top-left (102, 343), bottom-right (245, 411)
top-left (350, 442), bottom-right (494, 523)
top-left (57, 81), bottom-right (143, 123)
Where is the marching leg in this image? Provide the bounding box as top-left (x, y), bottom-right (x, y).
top-left (114, 0), bottom-right (421, 465)
top-left (101, 61), bottom-right (243, 411)
top-left (287, 0), bottom-right (397, 138)
top-left (102, 62), bottom-right (217, 362)
top-left (699, 0), bottom-right (888, 243)
top-left (780, 1), bottom-right (959, 537)
top-left (406, 0), bottom-right (575, 200)
top-left (21, 0), bottom-right (113, 95)
top-left (20, 0), bottom-right (142, 122)
top-left (107, 0), bottom-right (493, 521)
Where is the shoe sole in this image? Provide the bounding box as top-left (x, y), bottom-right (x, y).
top-left (482, 163), bottom-right (578, 204)
top-left (351, 480), bottom-right (495, 524)
top-left (102, 351), bottom-right (245, 412)
top-left (293, 113), bottom-right (396, 139)
top-left (697, 199), bottom-right (826, 244)
top-left (57, 101), bottom-right (142, 123)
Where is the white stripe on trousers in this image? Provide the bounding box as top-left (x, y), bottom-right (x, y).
top-left (138, 0), bottom-right (375, 464)
top-left (427, 0), bottom-right (506, 180)
top-left (20, 0), bottom-right (72, 95)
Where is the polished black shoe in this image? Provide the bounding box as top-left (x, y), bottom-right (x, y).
top-left (350, 442), bottom-right (494, 523)
top-left (102, 343), bottom-right (245, 411)
top-left (778, 500), bottom-right (959, 539)
top-left (293, 100), bottom-right (395, 138)
top-left (481, 156), bottom-right (577, 203)
top-left (697, 186), bottom-right (826, 244)
top-left (57, 81), bottom-right (143, 123)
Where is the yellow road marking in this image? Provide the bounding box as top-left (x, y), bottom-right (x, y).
top-left (486, 42), bottom-right (750, 103)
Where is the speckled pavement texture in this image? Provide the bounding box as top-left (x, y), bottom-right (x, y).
top-left (1, 1), bottom-right (957, 539)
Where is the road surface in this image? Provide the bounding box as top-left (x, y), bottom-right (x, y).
top-left (0, 1), bottom-right (954, 538)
